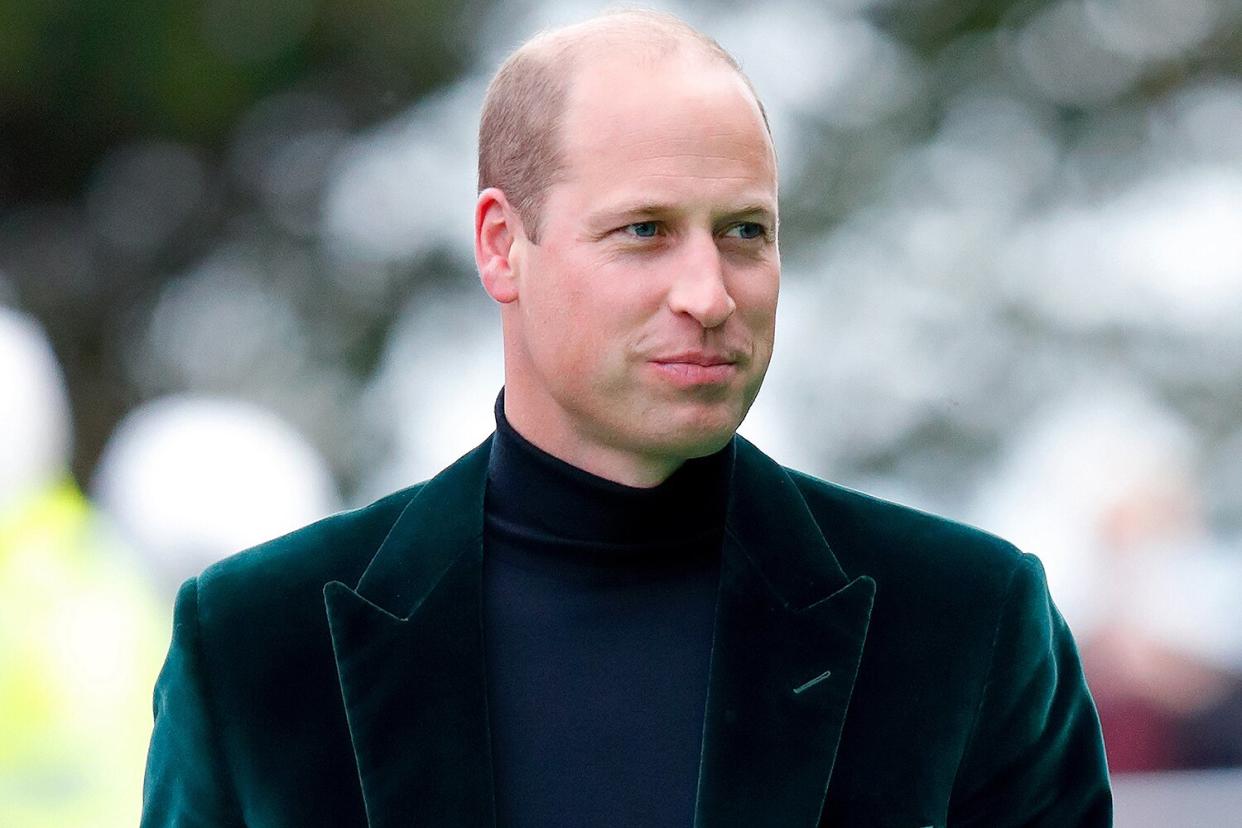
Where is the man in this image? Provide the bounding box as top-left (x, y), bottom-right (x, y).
top-left (142, 10), bottom-right (1111, 827)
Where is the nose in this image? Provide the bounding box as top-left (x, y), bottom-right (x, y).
top-left (666, 234), bottom-right (736, 329)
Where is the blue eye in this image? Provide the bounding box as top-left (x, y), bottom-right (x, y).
top-left (626, 221), bottom-right (660, 238)
top-left (728, 222), bottom-right (765, 240)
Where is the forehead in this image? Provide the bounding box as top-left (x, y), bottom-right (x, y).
top-left (554, 51), bottom-right (777, 206)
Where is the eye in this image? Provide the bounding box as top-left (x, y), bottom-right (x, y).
top-left (624, 221), bottom-right (661, 238)
top-left (725, 222), bottom-right (767, 240)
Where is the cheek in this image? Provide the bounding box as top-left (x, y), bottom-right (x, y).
top-left (734, 271), bottom-right (779, 330)
top-left (523, 255), bottom-right (619, 372)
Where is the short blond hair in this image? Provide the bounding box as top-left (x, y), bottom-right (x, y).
top-left (477, 9), bottom-right (769, 243)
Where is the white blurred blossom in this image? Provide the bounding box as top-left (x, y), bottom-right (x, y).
top-left (1082, 0), bottom-right (1220, 61)
top-left (322, 79), bottom-right (484, 271)
top-left (1000, 167), bottom-right (1242, 331)
top-left (92, 395), bottom-right (339, 587)
top-left (138, 248), bottom-right (311, 392)
top-left (714, 2), bottom-right (919, 129)
top-left (356, 291), bottom-right (504, 498)
top-left (0, 307), bottom-right (71, 510)
top-left (1005, 0), bottom-right (1144, 107)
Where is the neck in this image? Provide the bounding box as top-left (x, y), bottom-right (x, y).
top-left (501, 384), bottom-right (687, 489)
top-left (488, 386), bottom-right (733, 548)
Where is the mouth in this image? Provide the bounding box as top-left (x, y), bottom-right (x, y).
top-left (648, 360), bottom-right (739, 386)
top-left (651, 350), bottom-right (739, 367)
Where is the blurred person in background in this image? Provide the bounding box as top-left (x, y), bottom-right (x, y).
top-left (972, 387), bottom-right (1242, 773)
top-left (0, 305), bottom-right (166, 827)
top-left (141, 9), bottom-right (1110, 827)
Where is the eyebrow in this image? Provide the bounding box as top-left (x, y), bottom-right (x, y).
top-left (589, 201), bottom-right (777, 227)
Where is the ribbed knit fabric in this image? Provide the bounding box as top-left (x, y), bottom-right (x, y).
top-left (482, 387), bottom-right (731, 828)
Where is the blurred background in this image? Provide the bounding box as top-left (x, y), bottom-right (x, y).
top-left (1, 0), bottom-right (1239, 824)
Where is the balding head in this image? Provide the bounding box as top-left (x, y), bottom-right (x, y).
top-left (477, 9), bottom-right (769, 243)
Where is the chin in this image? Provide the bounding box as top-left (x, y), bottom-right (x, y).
top-left (653, 415), bottom-right (740, 459)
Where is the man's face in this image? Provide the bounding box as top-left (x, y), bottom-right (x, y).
top-left (503, 51), bottom-right (779, 478)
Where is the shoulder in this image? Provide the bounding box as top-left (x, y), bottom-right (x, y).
top-left (190, 482), bottom-right (426, 629)
top-left (783, 466), bottom-right (1032, 608)
top-left (780, 469), bottom-right (1110, 821)
top-left (165, 482), bottom-right (428, 718)
top-left (781, 466), bottom-right (1070, 700)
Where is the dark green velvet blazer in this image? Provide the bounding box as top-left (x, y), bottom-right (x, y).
top-left (142, 433), bottom-right (1111, 827)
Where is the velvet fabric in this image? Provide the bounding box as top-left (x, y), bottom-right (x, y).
top-left (141, 433), bottom-right (1112, 827)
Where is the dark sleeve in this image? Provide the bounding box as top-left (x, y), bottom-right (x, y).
top-left (947, 553), bottom-right (1113, 827)
top-left (141, 577), bottom-right (246, 827)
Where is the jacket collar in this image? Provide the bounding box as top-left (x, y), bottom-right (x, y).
top-left (325, 433), bottom-right (874, 828)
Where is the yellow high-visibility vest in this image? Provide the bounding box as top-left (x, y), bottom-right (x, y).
top-left (1, 478), bottom-right (169, 827)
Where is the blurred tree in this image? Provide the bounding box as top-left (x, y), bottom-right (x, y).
top-left (0, 0), bottom-right (486, 482)
top-left (0, 0), bottom-right (482, 200)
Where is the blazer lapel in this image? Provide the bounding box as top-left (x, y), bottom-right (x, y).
top-left (321, 432), bottom-right (873, 828)
top-left (693, 436), bottom-right (876, 828)
top-left (323, 435), bottom-right (497, 828)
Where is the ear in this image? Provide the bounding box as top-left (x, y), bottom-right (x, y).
top-left (475, 187), bottom-right (524, 304)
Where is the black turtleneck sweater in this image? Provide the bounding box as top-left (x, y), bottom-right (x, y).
top-left (483, 388), bottom-right (732, 828)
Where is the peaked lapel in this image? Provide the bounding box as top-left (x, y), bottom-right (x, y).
top-left (694, 436), bottom-right (875, 828)
top-left (322, 432), bottom-right (874, 828)
top-left (324, 435), bottom-right (497, 828)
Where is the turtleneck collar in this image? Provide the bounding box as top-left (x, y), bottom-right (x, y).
top-left (485, 387), bottom-right (733, 552)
